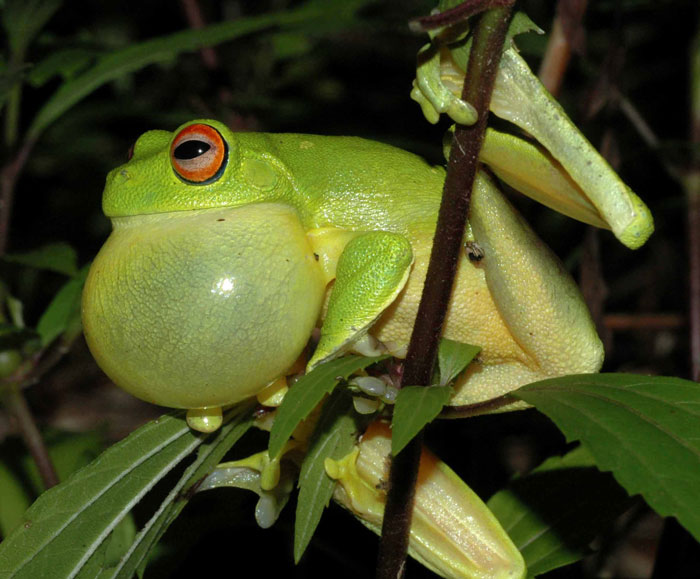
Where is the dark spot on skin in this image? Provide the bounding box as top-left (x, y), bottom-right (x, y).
top-left (313, 253), bottom-right (319, 261)
top-left (464, 241), bottom-right (485, 262)
top-left (217, 218), bottom-right (225, 222)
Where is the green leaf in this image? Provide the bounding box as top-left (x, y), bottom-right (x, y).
top-left (4, 242), bottom-right (78, 276)
top-left (27, 48), bottom-right (96, 87)
top-left (506, 11), bottom-right (544, 45)
top-left (2, 0), bottom-right (62, 59)
top-left (26, 3), bottom-right (359, 140)
top-left (36, 264), bottom-right (88, 346)
top-left (294, 389), bottom-right (358, 563)
top-left (268, 355), bottom-right (386, 459)
top-left (488, 445), bottom-right (633, 577)
top-left (0, 460), bottom-right (33, 538)
top-left (391, 385), bottom-right (452, 455)
top-left (512, 373), bottom-right (700, 543)
top-left (6, 294), bottom-right (24, 328)
top-left (106, 406), bottom-right (253, 579)
top-left (0, 407), bottom-right (251, 578)
top-left (437, 338), bottom-right (480, 385)
top-left (0, 412), bottom-right (197, 577)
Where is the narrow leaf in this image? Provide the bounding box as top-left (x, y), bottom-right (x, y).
top-left (26, 5), bottom-right (342, 140)
top-left (294, 389), bottom-right (358, 563)
top-left (4, 242), bottom-right (78, 276)
top-left (268, 355), bottom-right (386, 459)
top-left (106, 406), bottom-right (253, 579)
top-left (36, 265), bottom-right (88, 346)
top-left (488, 445), bottom-right (633, 577)
top-left (437, 338), bottom-right (480, 385)
top-left (2, 0), bottom-right (62, 58)
top-left (512, 373), bottom-right (700, 543)
top-left (391, 385), bottom-right (452, 455)
top-left (0, 412), bottom-right (203, 578)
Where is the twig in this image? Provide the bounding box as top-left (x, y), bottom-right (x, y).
top-left (688, 12), bottom-right (700, 382)
top-left (0, 138), bottom-right (35, 255)
top-left (375, 6), bottom-right (514, 578)
top-left (2, 383), bottom-right (59, 489)
top-left (179, 0), bottom-right (219, 69)
top-left (538, 0), bottom-right (588, 97)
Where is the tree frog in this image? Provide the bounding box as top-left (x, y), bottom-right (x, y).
top-left (82, 115), bottom-right (649, 432)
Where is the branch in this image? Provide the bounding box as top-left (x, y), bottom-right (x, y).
top-left (375, 6), bottom-right (514, 578)
top-left (538, 0), bottom-right (588, 97)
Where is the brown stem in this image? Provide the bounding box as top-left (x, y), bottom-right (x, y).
top-left (689, 185), bottom-right (700, 382)
top-left (688, 14), bottom-right (700, 382)
top-left (375, 6), bottom-right (514, 578)
top-left (409, 0), bottom-right (513, 32)
top-left (179, 0), bottom-right (219, 69)
top-left (0, 138), bottom-right (35, 255)
top-left (538, 0), bottom-right (588, 97)
top-left (3, 383), bottom-right (59, 489)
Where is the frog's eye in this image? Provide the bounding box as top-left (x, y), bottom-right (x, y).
top-left (170, 123), bottom-right (228, 184)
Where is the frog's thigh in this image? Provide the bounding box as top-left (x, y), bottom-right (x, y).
top-left (371, 236), bottom-right (524, 362)
top-left (308, 232), bottom-right (413, 369)
top-left (448, 173), bottom-right (603, 406)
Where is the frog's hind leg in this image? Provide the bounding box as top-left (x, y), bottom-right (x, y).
top-left (448, 171), bottom-right (603, 409)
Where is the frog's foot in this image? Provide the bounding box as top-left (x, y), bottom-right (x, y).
top-left (199, 447), bottom-right (297, 528)
top-left (307, 231), bottom-right (413, 370)
top-left (186, 406), bottom-right (223, 433)
top-left (412, 44), bottom-right (477, 126)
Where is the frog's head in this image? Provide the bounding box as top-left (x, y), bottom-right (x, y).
top-left (103, 119), bottom-right (282, 217)
top-left (83, 120), bottom-right (325, 417)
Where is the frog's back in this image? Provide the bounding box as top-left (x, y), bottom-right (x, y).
top-left (237, 133), bottom-right (445, 235)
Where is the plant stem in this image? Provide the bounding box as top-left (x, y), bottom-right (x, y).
top-left (375, 6), bottom-right (513, 578)
top-left (688, 11), bottom-right (700, 382)
top-left (538, 0), bottom-right (588, 97)
top-left (3, 383), bottom-right (59, 489)
top-left (0, 138), bottom-right (35, 255)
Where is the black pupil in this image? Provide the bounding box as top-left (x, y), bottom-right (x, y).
top-left (174, 140), bottom-right (211, 160)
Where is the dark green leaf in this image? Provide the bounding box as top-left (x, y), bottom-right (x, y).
top-left (2, 0), bottom-right (63, 59)
top-left (437, 338), bottom-right (480, 385)
top-left (268, 355), bottom-right (386, 459)
top-left (0, 407), bottom-right (251, 578)
top-left (391, 385), bottom-right (452, 455)
top-left (36, 264), bottom-right (88, 346)
top-left (507, 12), bottom-right (544, 45)
top-left (488, 445), bottom-right (633, 577)
top-left (26, 2), bottom-right (369, 140)
top-left (0, 412), bottom-right (202, 578)
top-left (105, 406), bottom-right (253, 579)
top-left (4, 242), bottom-right (78, 276)
top-left (294, 389), bottom-right (358, 563)
top-left (0, 429), bottom-right (103, 536)
top-left (512, 373), bottom-right (700, 543)
top-left (27, 48), bottom-right (96, 87)
top-left (0, 461), bottom-right (33, 538)
top-left (5, 294), bottom-right (25, 328)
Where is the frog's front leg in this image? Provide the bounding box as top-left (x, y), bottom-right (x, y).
top-left (307, 231), bottom-right (414, 369)
top-left (449, 172), bottom-right (604, 408)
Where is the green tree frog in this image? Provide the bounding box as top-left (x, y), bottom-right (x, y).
top-left (82, 115), bottom-right (649, 432)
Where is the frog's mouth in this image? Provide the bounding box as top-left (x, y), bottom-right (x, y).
top-left (108, 204), bottom-right (262, 231)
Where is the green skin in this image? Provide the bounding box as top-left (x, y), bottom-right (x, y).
top-left (82, 118), bottom-right (613, 432)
